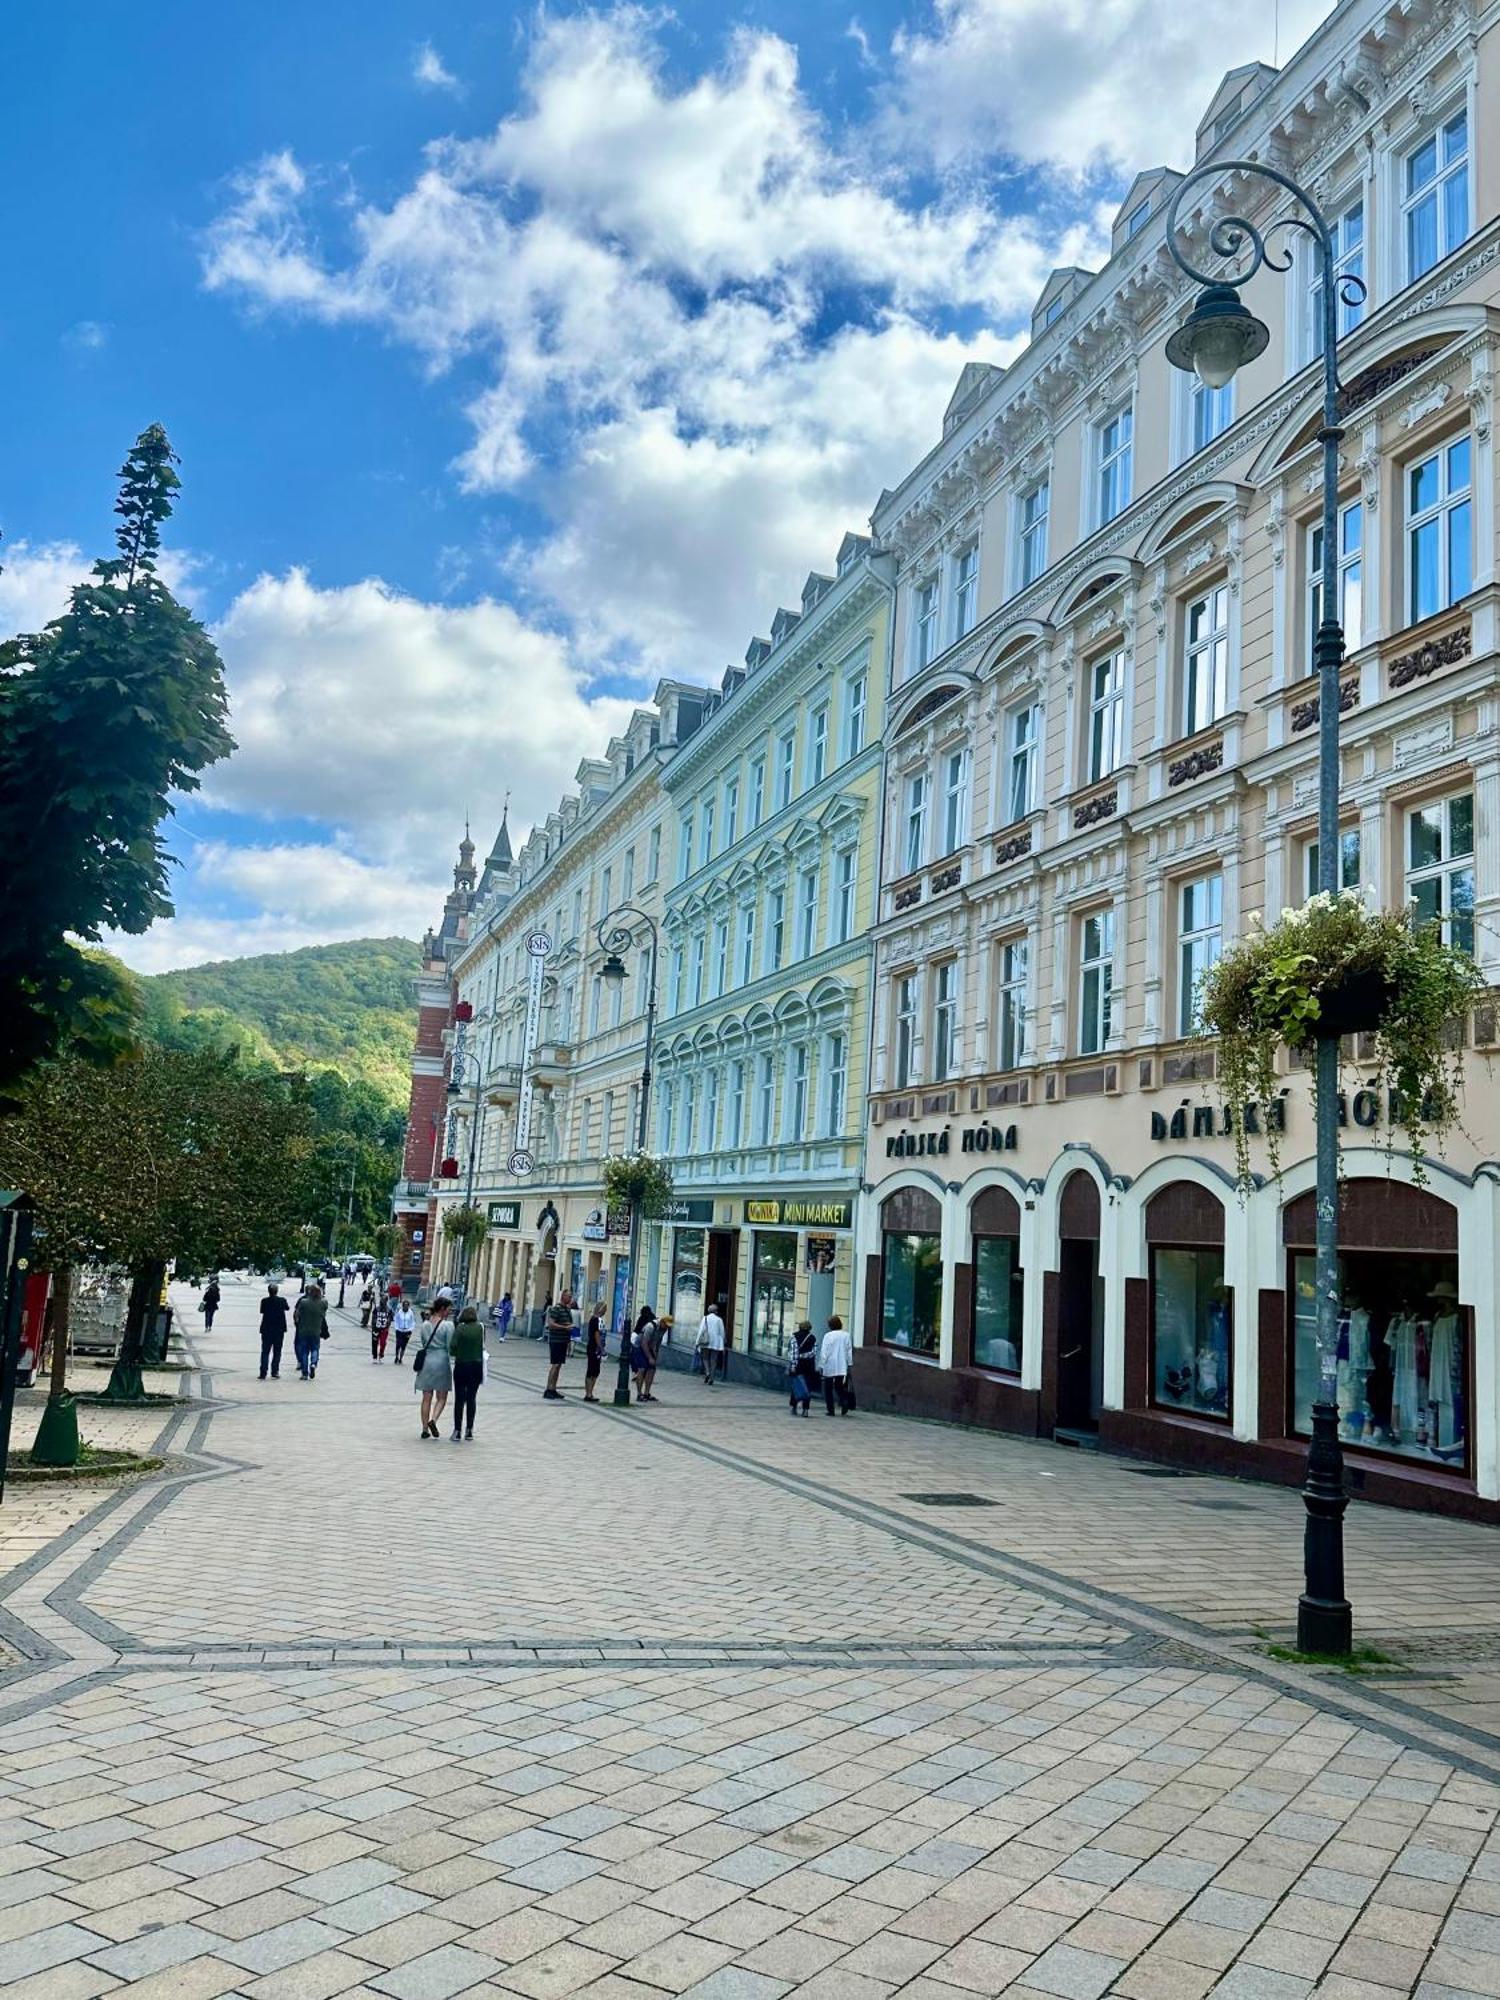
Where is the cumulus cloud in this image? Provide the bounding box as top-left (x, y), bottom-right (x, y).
top-left (413, 42), bottom-right (459, 91)
top-left (0, 539), bottom-right (90, 636)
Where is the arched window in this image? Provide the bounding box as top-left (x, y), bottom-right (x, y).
top-left (880, 1188), bottom-right (942, 1356)
top-left (1147, 1182), bottom-right (1229, 1421)
top-left (970, 1187), bottom-right (1023, 1375)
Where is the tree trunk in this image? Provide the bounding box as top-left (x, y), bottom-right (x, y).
top-left (30, 1266), bottom-right (80, 1466)
top-left (98, 1259), bottom-right (165, 1402)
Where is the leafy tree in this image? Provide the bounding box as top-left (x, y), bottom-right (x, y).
top-left (0, 427), bottom-right (233, 1089)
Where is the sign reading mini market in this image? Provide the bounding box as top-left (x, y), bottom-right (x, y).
top-left (486, 1200), bottom-right (521, 1229)
top-left (744, 1196), bottom-right (854, 1229)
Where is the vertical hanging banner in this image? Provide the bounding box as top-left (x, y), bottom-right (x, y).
top-left (510, 929), bottom-right (553, 1176)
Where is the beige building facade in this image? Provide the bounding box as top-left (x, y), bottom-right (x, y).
top-left (857, 0), bottom-right (1500, 1519)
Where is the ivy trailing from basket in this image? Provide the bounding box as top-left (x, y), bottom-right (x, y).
top-left (439, 1203), bottom-right (491, 1255)
top-left (1196, 890), bottom-right (1485, 1187)
top-left (601, 1149), bottom-right (675, 1220)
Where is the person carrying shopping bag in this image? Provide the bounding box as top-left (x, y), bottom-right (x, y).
top-left (819, 1314), bottom-right (854, 1417)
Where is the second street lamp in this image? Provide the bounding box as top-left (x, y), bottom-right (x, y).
top-left (595, 904), bottom-right (659, 1409)
top-left (1165, 161), bottom-right (1367, 1657)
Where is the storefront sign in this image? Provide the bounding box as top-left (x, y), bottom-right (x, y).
top-left (660, 1198), bottom-right (714, 1224)
top-left (485, 1201), bottom-right (520, 1230)
top-left (607, 1205), bottom-right (631, 1238)
top-left (744, 1196), bottom-right (854, 1229)
top-left (1151, 1087), bottom-right (1424, 1145)
top-left (411, 1229), bottom-right (425, 1245)
top-left (885, 1123), bottom-right (1018, 1159)
top-left (582, 1207), bottom-right (608, 1242)
top-left (806, 1235), bottom-right (836, 1273)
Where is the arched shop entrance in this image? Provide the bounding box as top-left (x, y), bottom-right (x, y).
top-left (1055, 1170), bottom-right (1103, 1435)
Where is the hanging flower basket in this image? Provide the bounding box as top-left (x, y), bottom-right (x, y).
top-left (1196, 889), bottom-right (1485, 1186)
top-left (601, 1149), bottom-right (674, 1221)
top-left (440, 1204), bottom-right (490, 1254)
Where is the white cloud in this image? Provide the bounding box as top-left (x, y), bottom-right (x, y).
top-left (0, 540), bottom-right (89, 636)
top-left (886, 0), bottom-right (1337, 178)
top-left (413, 42), bottom-right (459, 91)
top-left (63, 319), bottom-right (109, 352)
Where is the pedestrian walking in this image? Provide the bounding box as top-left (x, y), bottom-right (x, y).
top-left (496, 1292), bottom-right (513, 1341)
top-left (542, 1290), bottom-right (576, 1400)
top-left (293, 1283), bottom-right (328, 1380)
top-left (629, 1305), bottom-right (656, 1399)
top-left (584, 1302), bottom-right (605, 1402)
top-left (449, 1305), bottom-right (485, 1442)
top-left (370, 1295), bottom-right (392, 1362)
top-left (415, 1290), bottom-right (455, 1437)
top-left (258, 1282), bottom-right (289, 1379)
top-left (820, 1314), bottom-right (854, 1416)
top-left (696, 1300), bottom-right (726, 1386)
top-left (359, 1280), bottom-right (376, 1328)
top-left (198, 1278), bottom-right (221, 1331)
top-left (788, 1319), bottom-right (817, 1416)
top-left (392, 1297), bottom-right (416, 1364)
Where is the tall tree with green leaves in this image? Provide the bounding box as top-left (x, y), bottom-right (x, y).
top-left (0, 427), bottom-right (233, 1089)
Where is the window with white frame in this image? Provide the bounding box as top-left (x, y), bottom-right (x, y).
top-left (1407, 793), bottom-right (1475, 952)
top-left (1125, 198), bottom-right (1151, 238)
top-left (1407, 437), bottom-right (1472, 624)
top-left (797, 867), bottom-right (819, 958)
top-left (1305, 830), bottom-right (1361, 899)
top-left (690, 934), bottom-right (705, 1007)
top-left (766, 885), bottom-right (785, 972)
top-left (1178, 874), bottom-right (1223, 1037)
top-left (622, 846), bottom-right (635, 899)
top-left (668, 945), bottom-right (684, 1013)
top-left (1078, 909), bottom-right (1114, 1055)
top-left (1018, 480), bottom-right (1049, 590)
top-left (601, 1089), bottom-right (614, 1154)
top-left (712, 916), bottom-right (728, 998)
top-left (680, 1076), bottom-right (696, 1153)
top-left (786, 1044), bottom-right (808, 1140)
top-left (657, 1080), bottom-right (674, 1151)
top-left (844, 670), bottom-right (867, 759)
top-left (703, 1068), bottom-right (719, 1150)
top-left (571, 888), bottom-right (583, 936)
top-left (699, 801), bottom-right (714, 867)
top-left (1307, 501), bottom-right (1364, 665)
top-left (647, 825), bottom-right (661, 882)
top-left (904, 770), bottom-right (929, 873)
top-left (610, 969), bottom-right (624, 1027)
top-left (1043, 293), bottom-right (1066, 327)
top-left (1087, 650), bottom-right (1126, 784)
top-left (775, 728), bottom-right (796, 810)
top-left (588, 978), bottom-right (602, 1035)
top-left (997, 938), bottom-right (1028, 1070)
top-left (1183, 584), bottom-right (1231, 734)
top-left (941, 747), bottom-right (971, 854)
top-left (1096, 405), bottom-right (1133, 526)
top-left (738, 903), bottom-right (756, 985)
top-left (1189, 378), bottom-right (1234, 454)
top-left (1005, 703), bottom-right (1039, 822)
top-left (894, 974), bottom-right (916, 1088)
top-left (808, 703), bottom-right (829, 786)
top-left (729, 1060), bottom-right (747, 1145)
top-left (831, 845), bottom-right (856, 944)
top-left (1308, 195), bottom-right (1365, 357)
top-left (754, 1052), bottom-right (775, 1143)
top-left (749, 757), bottom-right (766, 829)
top-left (824, 1031), bottom-right (847, 1136)
top-left (932, 961), bottom-right (958, 1082)
top-left (579, 1097), bottom-right (593, 1155)
top-left (723, 778), bottom-right (739, 848)
top-left (678, 815), bottom-right (693, 881)
top-left (1404, 108), bottom-right (1469, 283)
top-left (953, 544), bottom-right (978, 640)
top-left (914, 577), bottom-right (940, 669)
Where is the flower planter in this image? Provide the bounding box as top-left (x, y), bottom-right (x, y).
top-left (1309, 968), bottom-right (1395, 1041)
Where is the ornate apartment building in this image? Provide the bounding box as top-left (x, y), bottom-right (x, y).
top-left (642, 538), bottom-right (894, 1367)
top-left (857, 0), bottom-right (1500, 1518)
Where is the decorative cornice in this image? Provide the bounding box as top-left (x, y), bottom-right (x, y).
top-left (1389, 623), bottom-right (1472, 690)
top-left (1291, 678), bottom-right (1358, 733)
top-left (1167, 741), bottom-right (1225, 788)
top-left (994, 829), bottom-right (1033, 866)
top-left (1072, 790), bottom-right (1119, 830)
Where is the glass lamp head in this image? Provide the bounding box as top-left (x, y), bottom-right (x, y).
top-left (600, 951), bottom-right (628, 986)
top-left (1165, 282), bottom-right (1269, 390)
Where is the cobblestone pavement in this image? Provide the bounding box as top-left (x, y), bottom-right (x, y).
top-left (2, 1279), bottom-right (1500, 1997)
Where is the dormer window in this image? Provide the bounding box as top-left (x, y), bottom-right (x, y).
top-left (1043, 294), bottom-right (1067, 328)
top-left (1125, 200), bottom-right (1150, 239)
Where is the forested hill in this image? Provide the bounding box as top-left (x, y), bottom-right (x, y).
top-left (141, 937), bottom-right (420, 1107)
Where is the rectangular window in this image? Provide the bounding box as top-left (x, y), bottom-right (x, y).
top-left (729, 1060), bottom-right (747, 1145)
top-left (738, 903), bottom-right (756, 985)
top-left (1307, 501), bottom-right (1364, 665)
top-left (1087, 650), bottom-right (1126, 783)
top-left (1079, 909), bottom-right (1114, 1055)
top-left (1190, 378), bottom-right (1234, 453)
top-left (1305, 830), bottom-right (1361, 898)
top-left (657, 1081), bottom-right (673, 1152)
top-left (904, 771), bottom-right (929, 873)
top-left (832, 846), bottom-right (856, 944)
top-left (1178, 873), bottom-right (1223, 1037)
top-left (787, 1044), bottom-right (808, 1140)
top-left (1405, 108), bottom-right (1468, 282)
top-left (749, 757), bottom-right (766, 829)
top-left (754, 1053), bottom-right (775, 1144)
top-left (622, 846), bottom-right (635, 900)
top-left (942, 748), bottom-right (970, 854)
top-left (766, 886), bottom-right (785, 973)
top-left (775, 728), bottom-right (796, 810)
top-left (932, 960), bottom-right (957, 1083)
top-left (668, 946), bottom-right (683, 1014)
top-left (600, 866), bottom-right (612, 920)
top-left (680, 1076), bottom-right (696, 1154)
top-left (703, 1068), bottom-right (719, 1150)
top-left (749, 1231), bottom-right (798, 1356)
top-left (1183, 584), bottom-right (1231, 734)
top-left (1407, 793), bottom-right (1475, 952)
top-left (699, 802), bottom-right (714, 867)
top-left (571, 888), bottom-right (583, 936)
top-left (678, 815), bottom-right (693, 882)
top-left (953, 545), bottom-right (978, 640)
top-left (690, 934), bottom-right (705, 1007)
top-left (825, 1032), bottom-right (847, 1136)
top-left (844, 672), bottom-right (867, 759)
top-left (588, 978), bottom-right (602, 1036)
top-left (808, 704), bottom-right (829, 786)
top-left (611, 970), bottom-right (624, 1027)
top-left (723, 778), bottom-right (739, 849)
top-left (1309, 196), bottom-right (1365, 355)
top-left (1097, 405), bottom-right (1133, 526)
top-left (797, 867), bottom-right (819, 959)
top-left (1043, 293), bottom-right (1066, 327)
top-left (881, 1230), bottom-right (941, 1354)
top-left (1018, 480), bottom-right (1049, 590)
top-left (1407, 437), bottom-right (1472, 624)
top-left (1153, 1247), bottom-right (1230, 1418)
top-left (914, 577), bottom-right (940, 669)
top-left (647, 825), bottom-right (661, 882)
top-left (1006, 703), bottom-right (1039, 822)
top-left (997, 938), bottom-right (1027, 1070)
top-left (895, 974), bottom-right (916, 1089)
top-left (974, 1234), bottom-right (1023, 1374)
top-left (712, 917), bottom-right (728, 998)
top-left (1125, 199), bottom-right (1150, 238)
top-left (600, 1089), bottom-right (614, 1154)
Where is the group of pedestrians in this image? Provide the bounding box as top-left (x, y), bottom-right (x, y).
top-left (255, 1280), bottom-right (334, 1380)
top-left (787, 1314), bottom-right (855, 1416)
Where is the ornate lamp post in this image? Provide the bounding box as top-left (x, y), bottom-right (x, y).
top-left (1165, 163), bottom-right (1367, 1655)
top-left (446, 1052), bottom-right (485, 1302)
top-left (596, 903), bottom-right (659, 1409)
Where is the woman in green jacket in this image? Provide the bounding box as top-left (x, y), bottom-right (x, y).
top-left (449, 1305), bottom-right (485, 1442)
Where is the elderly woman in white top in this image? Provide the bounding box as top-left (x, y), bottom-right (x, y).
top-left (819, 1314), bottom-right (854, 1417)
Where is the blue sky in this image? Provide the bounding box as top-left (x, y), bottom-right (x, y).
top-left (3, 0), bottom-right (1324, 969)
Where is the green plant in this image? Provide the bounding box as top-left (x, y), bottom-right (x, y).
top-left (601, 1149), bottom-right (674, 1221)
top-left (1197, 890), bottom-right (1485, 1185)
top-left (440, 1204), bottom-right (490, 1255)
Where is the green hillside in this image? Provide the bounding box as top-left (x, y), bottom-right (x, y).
top-left (141, 937), bottom-right (420, 1108)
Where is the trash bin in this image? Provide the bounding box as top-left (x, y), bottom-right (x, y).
top-left (142, 1305), bottom-right (173, 1366)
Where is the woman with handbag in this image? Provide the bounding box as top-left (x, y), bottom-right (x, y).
top-left (788, 1320), bottom-right (817, 1417)
top-left (448, 1304), bottom-right (484, 1442)
top-left (414, 1291), bottom-right (455, 1438)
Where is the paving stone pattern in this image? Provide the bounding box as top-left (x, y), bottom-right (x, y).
top-left (0, 1277), bottom-right (1498, 1998)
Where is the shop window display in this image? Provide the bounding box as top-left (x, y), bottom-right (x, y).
top-left (973, 1236), bottom-right (1023, 1373)
top-left (883, 1232), bottom-right (942, 1355)
top-left (1291, 1251), bottom-right (1464, 1466)
top-left (749, 1232), bottom-right (797, 1354)
top-left (671, 1229), bottom-right (705, 1328)
top-left (1151, 1246), bottom-right (1230, 1418)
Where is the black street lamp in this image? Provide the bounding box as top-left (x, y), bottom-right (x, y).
top-left (1166, 162), bottom-right (1367, 1656)
top-left (595, 903), bottom-right (659, 1409)
top-left (447, 1050), bottom-right (485, 1302)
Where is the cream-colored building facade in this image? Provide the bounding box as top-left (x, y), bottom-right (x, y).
top-left (857, 0), bottom-right (1500, 1520)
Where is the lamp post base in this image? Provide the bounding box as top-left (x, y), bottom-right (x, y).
top-left (1298, 1396), bottom-right (1351, 1656)
top-left (613, 1337), bottom-right (633, 1408)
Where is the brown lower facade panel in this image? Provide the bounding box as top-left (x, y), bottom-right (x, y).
top-left (855, 1345), bottom-right (1043, 1436)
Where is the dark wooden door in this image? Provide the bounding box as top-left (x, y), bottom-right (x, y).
top-left (706, 1231), bottom-right (739, 1345)
top-left (1057, 1239), bottom-right (1099, 1430)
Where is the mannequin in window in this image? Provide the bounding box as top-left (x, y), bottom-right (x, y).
top-left (1427, 1280), bottom-right (1460, 1453)
top-left (1339, 1291), bottom-right (1373, 1440)
top-left (1388, 1308), bottom-right (1421, 1446)
top-left (1197, 1279), bottom-right (1230, 1414)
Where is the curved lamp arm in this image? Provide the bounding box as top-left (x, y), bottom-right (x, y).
top-left (1164, 157), bottom-right (1367, 325)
